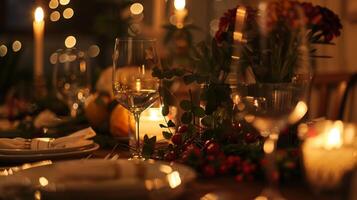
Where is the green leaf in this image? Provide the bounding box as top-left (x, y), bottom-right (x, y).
top-left (159, 124), bottom-right (167, 128)
top-left (144, 134), bottom-right (149, 142)
top-left (162, 105), bottom-right (169, 116)
top-left (152, 67), bottom-right (162, 79)
top-left (149, 136), bottom-right (157, 145)
top-left (162, 131), bottom-right (173, 140)
top-left (183, 75), bottom-right (196, 84)
top-left (173, 68), bottom-right (185, 76)
top-left (180, 100), bottom-right (191, 111)
top-left (193, 106), bottom-right (205, 117)
top-left (181, 112), bottom-right (192, 124)
top-left (167, 120), bottom-right (176, 128)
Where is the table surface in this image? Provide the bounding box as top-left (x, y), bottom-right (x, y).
top-left (0, 148), bottom-right (346, 200)
top-left (92, 149), bottom-right (344, 200)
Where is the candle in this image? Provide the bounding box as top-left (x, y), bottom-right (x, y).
top-left (139, 107), bottom-right (177, 142)
top-left (301, 120), bottom-right (357, 190)
top-left (33, 7), bottom-right (46, 96)
top-left (174, 0), bottom-right (187, 29)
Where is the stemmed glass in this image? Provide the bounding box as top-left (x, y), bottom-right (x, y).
top-left (232, 1), bottom-right (312, 199)
top-left (53, 48), bottom-right (91, 117)
top-left (112, 38), bottom-right (160, 159)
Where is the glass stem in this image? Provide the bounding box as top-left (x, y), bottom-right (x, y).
top-left (133, 112), bottom-right (141, 155)
top-left (264, 130), bottom-right (280, 190)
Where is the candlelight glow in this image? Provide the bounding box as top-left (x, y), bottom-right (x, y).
top-left (130, 3), bottom-right (144, 15)
top-left (39, 176), bottom-right (49, 186)
top-left (325, 121), bottom-right (343, 150)
top-left (65, 36), bottom-right (76, 48)
top-left (148, 108), bottom-right (161, 121)
top-left (167, 171), bottom-right (182, 188)
top-left (174, 0), bottom-right (186, 10)
top-left (135, 79), bottom-right (141, 91)
top-left (34, 7), bottom-right (44, 22)
top-left (288, 101), bottom-right (308, 124)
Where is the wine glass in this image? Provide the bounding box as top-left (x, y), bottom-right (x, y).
top-left (231, 1), bottom-right (312, 199)
top-left (112, 38), bottom-right (160, 159)
top-left (53, 48), bottom-right (91, 117)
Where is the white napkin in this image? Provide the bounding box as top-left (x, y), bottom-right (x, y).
top-left (0, 127), bottom-right (96, 150)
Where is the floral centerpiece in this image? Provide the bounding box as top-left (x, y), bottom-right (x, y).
top-left (142, 0), bottom-right (343, 181)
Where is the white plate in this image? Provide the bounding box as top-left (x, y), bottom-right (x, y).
top-left (0, 143), bottom-right (99, 163)
top-left (0, 159), bottom-right (196, 200)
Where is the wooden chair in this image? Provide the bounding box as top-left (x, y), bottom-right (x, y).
top-left (311, 72), bottom-right (355, 120)
top-left (338, 73), bottom-right (357, 120)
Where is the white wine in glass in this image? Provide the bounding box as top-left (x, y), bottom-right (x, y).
top-left (112, 38), bottom-right (160, 158)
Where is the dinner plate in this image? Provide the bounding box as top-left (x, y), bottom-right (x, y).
top-left (0, 159), bottom-right (196, 200)
top-left (0, 143), bottom-right (99, 163)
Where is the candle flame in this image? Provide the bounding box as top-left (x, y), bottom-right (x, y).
top-left (135, 79), bottom-right (141, 91)
top-left (34, 7), bottom-right (44, 22)
top-left (148, 108), bottom-right (161, 121)
top-left (174, 0), bottom-right (186, 10)
top-left (325, 121), bottom-right (343, 150)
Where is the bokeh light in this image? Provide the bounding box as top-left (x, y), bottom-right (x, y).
top-left (12, 41), bottom-right (22, 52)
top-left (0, 45), bottom-right (8, 57)
top-left (65, 36), bottom-right (76, 48)
top-left (63, 8), bottom-right (74, 19)
top-left (130, 3), bottom-right (144, 15)
top-left (88, 45), bottom-right (100, 57)
top-left (49, 0), bottom-right (59, 9)
top-left (59, 0), bottom-right (70, 6)
top-left (49, 52), bottom-right (58, 64)
top-left (50, 11), bottom-right (61, 22)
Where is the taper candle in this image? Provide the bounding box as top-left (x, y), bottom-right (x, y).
top-left (33, 7), bottom-right (45, 96)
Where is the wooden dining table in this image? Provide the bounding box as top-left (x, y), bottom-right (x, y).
top-left (90, 148), bottom-right (344, 200)
top-left (0, 145), bottom-right (347, 200)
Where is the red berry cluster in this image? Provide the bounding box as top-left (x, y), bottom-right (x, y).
top-left (164, 124), bottom-right (260, 181)
top-left (215, 0), bottom-right (342, 44)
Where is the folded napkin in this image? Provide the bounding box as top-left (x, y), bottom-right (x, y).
top-left (0, 127), bottom-right (96, 150)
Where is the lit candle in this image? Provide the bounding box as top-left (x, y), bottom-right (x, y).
top-left (33, 7), bottom-right (45, 96)
top-left (174, 0), bottom-right (187, 29)
top-left (301, 120), bottom-right (357, 190)
top-left (139, 107), bottom-right (176, 142)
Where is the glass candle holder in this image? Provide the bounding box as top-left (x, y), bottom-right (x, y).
top-left (299, 120), bottom-right (357, 190)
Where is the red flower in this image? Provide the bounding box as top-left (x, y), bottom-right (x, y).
top-left (215, 0), bottom-right (342, 44)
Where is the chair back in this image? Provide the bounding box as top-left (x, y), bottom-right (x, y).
top-left (311, 72), bottom-right (355, 120)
